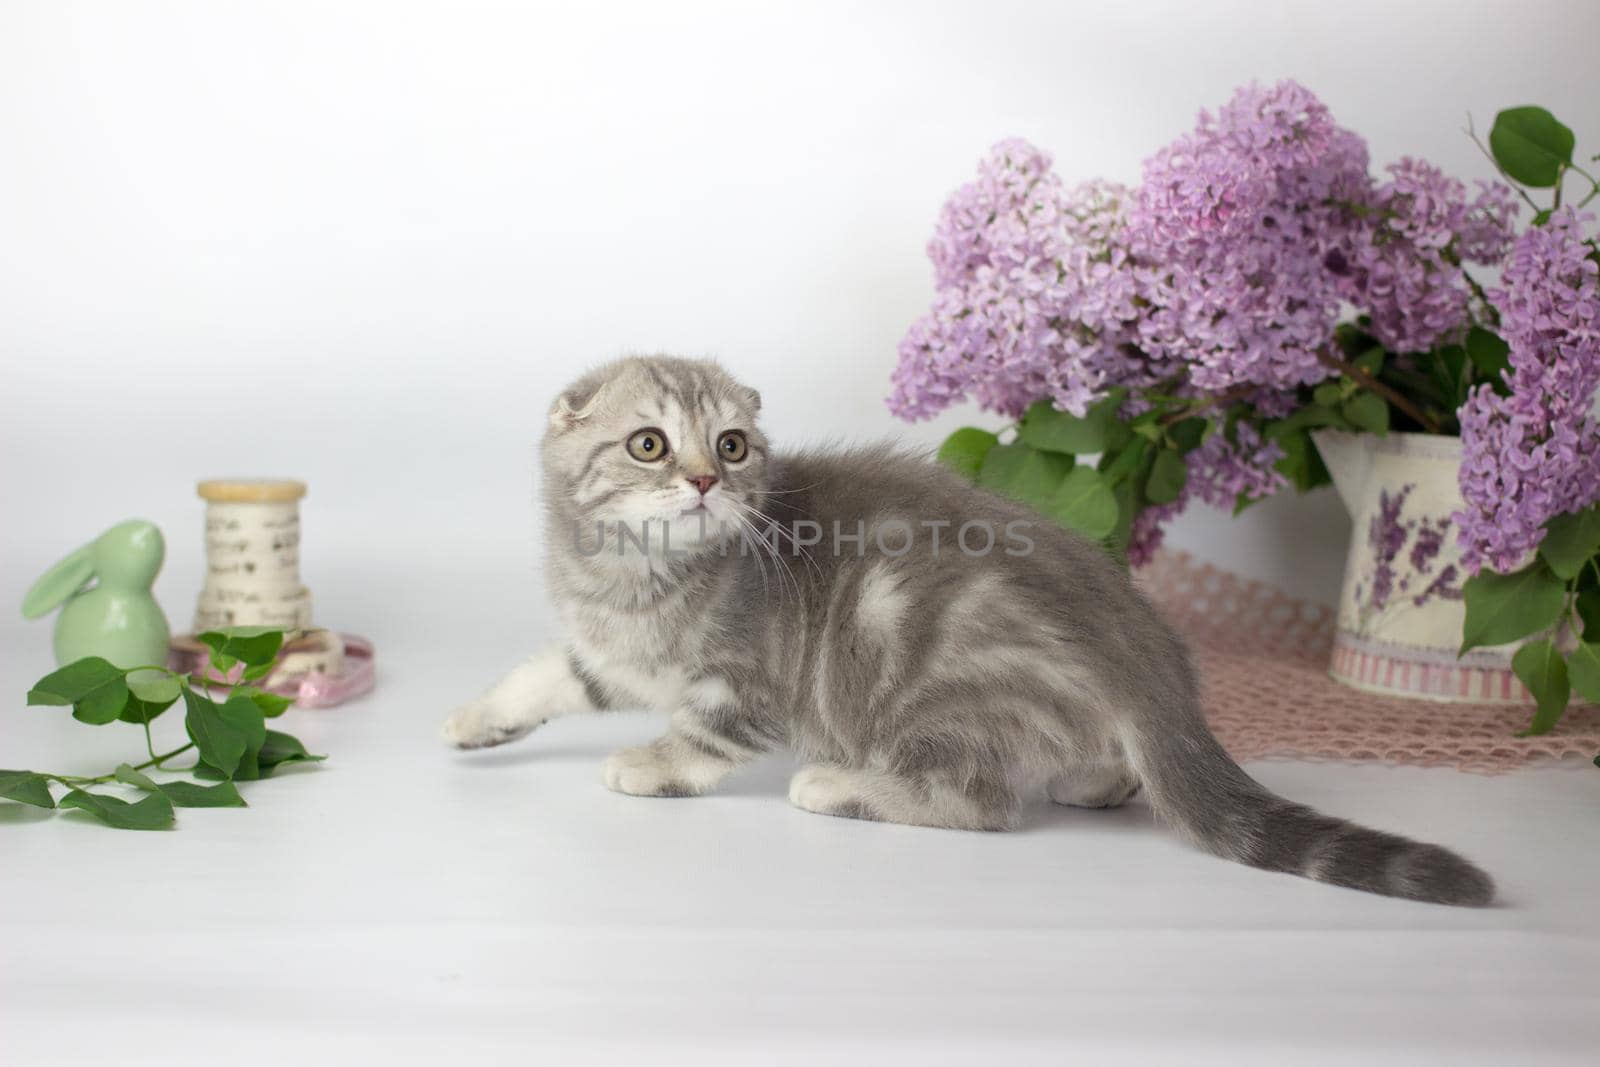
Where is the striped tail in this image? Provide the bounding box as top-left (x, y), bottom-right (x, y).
top-left (1125, 717), bottom-right (1495, 907)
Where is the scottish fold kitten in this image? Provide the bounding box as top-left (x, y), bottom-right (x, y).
top-left (443, 356), bottom-right (1493, 906)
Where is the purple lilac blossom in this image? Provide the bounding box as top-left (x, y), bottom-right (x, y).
top-left (888, 142), bottom-right (1153, 421)
top-left (891, 81), bottom-right (1518, 558)
top-left (1455, 209), bottom-right (1600, 574)
top-left (1331, 159), bottom-right (1517, 353)
top-left (1126, 82), bottom-right (1371, 394)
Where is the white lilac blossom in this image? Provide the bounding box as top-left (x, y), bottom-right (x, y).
top-left (1455, 209), bottom-right (1600, 574)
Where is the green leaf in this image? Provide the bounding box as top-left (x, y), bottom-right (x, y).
top-left (58, 788), bottom-right (174, 830)
top-left (1428, 344), bottom-right (1470, 407)
top-left (1459, 563), bottom-right (1568, 654)
top-left (1167, 417), bottom-right (1207, 453)
top-left (1105, 444), bottom-right (1156, 560)
top-left (1489, 106), bottom-right (1576, 187)
top-left (1342, 392), bottom-right (1389, 435)
top-left (1047, 466), bottom-right (1120, 541)
top-left (74, 675), bottom-right (130, 725)
top-left (1130, 417), bottom-right (1163, 444)
top-left (113, 763), bottom-right (162, 792)
top-left (1569, 642), bottom-right (1600, 704)
top-left (1577, 588), bottom-right (1600, 639)
top-left (1513, 640), bottom-right (1571, 735)
top-left (1313, 382), bottom-right (1344, 407)
top-left (936, 428), bottom-right (1000, 480)
top-left (220, 692), bottom-right (268, 779)
top-left (1263, 403), bottom-right (1347, 442)
top-left (120, 675), bottom-right (182, 725)
top-left (235, 685), bottom-right (294, 719)
top-left (258, 730), bottom-right (325, 776)
top-left (1144, 448), bottom-right (1189, 506)
top-left (0, 769), bottom-right (56, 809)
top-left (1017, 392), bottom-right (1130, 455)
top-left (241, 661), bottom-right (276, 682)
top-left (1099, 436), bottom-right (1151, 482)
top-left (1107, 479), bottom-right (1136, 558)
top-left (197, 626), bottom-right (286, 670)
top-left (1466, 326), bottom-right (1511, 389)
top-left (183, 688), bottom-right (248, 778)
top-left (1274, 430), bottom-right (1332, 493)
top-left (978, 442), bottom-right (1073, 511)
top-left (1352, 346), bottom-right (1386, 375)
top-left (1274, 431), bottom-right (1312, 490)
top-left (1538, 507), bottom-right (1600, 580)
top-left (160, 778), bottom-right (248, 807)
top-left (196, 729), bottom-right (325, 780)
top-left (219, 693), bottom-right (268, 749)
top-left (114, 764), bottom-right (246, 807)
top-left (27, 657), bottom-right (129, 726)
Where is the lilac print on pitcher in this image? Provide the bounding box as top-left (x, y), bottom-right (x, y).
top-left (1314, 431), bottom-right (1529, 703)
top-left (1349, 485), bottom-right (1463, 635)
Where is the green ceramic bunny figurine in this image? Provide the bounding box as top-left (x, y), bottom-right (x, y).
top-left (22, 520), bottom-right (172, 670)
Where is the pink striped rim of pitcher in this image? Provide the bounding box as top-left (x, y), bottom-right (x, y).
top-left (1330, 631), bottom-right (1526, 704)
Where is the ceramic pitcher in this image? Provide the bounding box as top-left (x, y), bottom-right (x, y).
top-left (1312, 430), bottom-right (1527, 704)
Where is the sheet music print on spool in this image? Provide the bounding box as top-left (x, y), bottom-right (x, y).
top-left (172, 479), bottom-right (375, 708)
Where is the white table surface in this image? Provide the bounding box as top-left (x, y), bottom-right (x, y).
top-left (4, 600), bottom-right (1598, 1067)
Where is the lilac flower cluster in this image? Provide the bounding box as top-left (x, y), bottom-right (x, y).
top-left (889, 142), bottom-right (1150, 420)
top-left (1455, 209), bottom-right (1600, 573)
top-left (1126, 82), bottom-right (1370, 394)
top-left (891, 81), bottom-right (1518, 556)
top-left (1330, 158), bottom-right (1517, 354)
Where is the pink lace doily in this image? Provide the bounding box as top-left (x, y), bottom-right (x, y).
top-left (1138, 551), bottom-right (1600, 774)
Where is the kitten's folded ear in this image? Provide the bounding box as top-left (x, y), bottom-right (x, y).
top-left (549, 383), bottom-right (608, 430)
top-left (741, 387), bottom-right (761, 413)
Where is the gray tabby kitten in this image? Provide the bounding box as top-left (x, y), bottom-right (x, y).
top-left (443, 356), bottom-right (1494, 907)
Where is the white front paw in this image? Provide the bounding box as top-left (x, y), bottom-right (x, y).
top-left (788, 764), bottom-right (863, 814)
top-left (441, 699), bottom-right (540, 750)
top-left (602, 745), bottom-right (698, 797)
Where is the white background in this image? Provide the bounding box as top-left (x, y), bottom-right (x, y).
top-left (3, 0), bottom-right (1597, 626)
top-left (3, 3), bottom-right (1599, 1063)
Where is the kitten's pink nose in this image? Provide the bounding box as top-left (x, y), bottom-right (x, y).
top-left (687, 475), bottom-right (718, 495)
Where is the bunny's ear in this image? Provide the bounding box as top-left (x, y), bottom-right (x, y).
top-left (21, 544), bottom-right (96, 619)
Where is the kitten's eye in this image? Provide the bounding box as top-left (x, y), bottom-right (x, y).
top-left (626, 429), bottom-right (669, 462)
top-left (718, 430), bottom-right (748, 463)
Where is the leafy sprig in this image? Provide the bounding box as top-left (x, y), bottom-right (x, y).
top-left (2, 627), bottom-right (324, 830)
top-left (1456, 105), bottom-right (1600, 739)
top-left (1459, 508), bottom-right (1600, 737)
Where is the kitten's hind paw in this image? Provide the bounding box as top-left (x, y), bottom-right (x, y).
top-left (440, 699), bottom-right (541, 750)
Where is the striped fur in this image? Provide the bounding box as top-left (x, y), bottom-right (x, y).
top-left (443, 356), bottom-right (1494, 907)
